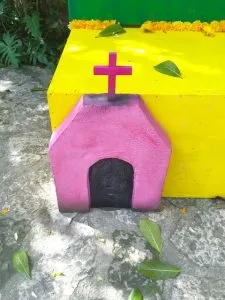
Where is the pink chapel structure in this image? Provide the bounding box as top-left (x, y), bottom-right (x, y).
top-left (48, 52), bottom-right (171, 212)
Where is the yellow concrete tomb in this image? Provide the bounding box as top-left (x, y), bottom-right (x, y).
top-left (48, 28), bottom-right (225, 198)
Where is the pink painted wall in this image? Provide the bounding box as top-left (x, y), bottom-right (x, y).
top-left (49, 95), bottom-right (171, 212)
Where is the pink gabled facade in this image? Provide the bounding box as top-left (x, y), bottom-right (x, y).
top-left (49, 94), bottom-right (171, 212)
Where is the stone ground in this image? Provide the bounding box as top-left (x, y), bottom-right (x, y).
top-left (1, 67), bottom-right (225, 300)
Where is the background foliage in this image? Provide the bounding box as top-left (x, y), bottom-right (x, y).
top-left (0, 0), bottom-right (68, 71)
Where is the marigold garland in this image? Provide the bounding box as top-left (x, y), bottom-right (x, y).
top-left (68, 19), bottom-right (116, 30)
top-left (141, 20), bottom-right (225, 35)
top-left (68, 19), bottom-right (225, 37)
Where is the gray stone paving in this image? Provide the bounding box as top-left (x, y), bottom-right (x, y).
top-left (0, 67), bottom-right (225, 300)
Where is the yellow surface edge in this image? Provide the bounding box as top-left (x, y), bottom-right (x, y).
top-left (47, 29), bottom-right (225, 198)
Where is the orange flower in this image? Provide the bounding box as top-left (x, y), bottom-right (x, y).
top-left (140, 21), bottom-right (154, 33)
top-left (172, 21), bottom-right (186, 31)
top-left (68, 19), bottom-right (116, 30)
top-left (68, 19), bottom-right (225, 34)
top-left (183, 22), bottom-right (192, 31)
top-left (181, 207), bottom-right (187, 215)
top-left (210, 21), bottom-right (220, 32)
top-left (203, 25), bottom-right (215, 37)
top-left (191, 20), bottom-right (204, 31)
top-left (219, 21), bottom-right (225, 32)
top-left (141, 20), bottom-right (225, 34)
top-left (0, 207), bottom-right (9, 216)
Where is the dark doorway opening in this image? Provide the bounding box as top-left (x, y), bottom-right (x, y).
top-left (89, 158), bottom-right (134, 208)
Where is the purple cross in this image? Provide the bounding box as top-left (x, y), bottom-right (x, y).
top-left (94, 52), bottom-right (132, 97)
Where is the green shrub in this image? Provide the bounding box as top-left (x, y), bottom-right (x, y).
top-left (0, 0), bottom-right (69, 71)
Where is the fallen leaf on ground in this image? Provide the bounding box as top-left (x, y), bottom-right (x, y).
top-left (96, 236), bottom-right (106, 244)
top-left (50, 272), bottom-right (64, 278)
top-left (129, 288), bottom-right (143, 300)
top-left (12, 250), bottom-right (31, 279)
top-left (181, 207), bottom-right (187, 215)
top-left (0, 207), bottom-right (9, 216)
top-left (31, 87), bottom-right (47, 92)
top-left (138, 259), bottom-right (181, 281)
top-left (139, 218), bottom-right (162, 255)
top-left (97, 276), bottom-right (104, 281)
top-left (31, 291), bottom-right (37, 298)
top-left (14, 232), bottom-right (18, 241)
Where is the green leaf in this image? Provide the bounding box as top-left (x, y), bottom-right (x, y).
top-left (12, 250), bottom-right (31, 279)
top-left (24, 12), bottom-right (41, 40)
top-left (37, 52), bottom-right (48, 65)
top-left (139, 218), bottom-right (162, 254)
top-left (154, 60), bottom-right (182, 78)
top-left (24, 40), bottom-right (45, 66)
top-left (138, 260), bottom-right (181, 281)
top-left (96, 236), bottom-right (106, 244)
top-left (97, 23), bottom-right (126, 38)
top-left (129, 289), bottom-right (143, 300)
top-left (50, 272), bottom-right (65, 278)
top-left (46, 62), bottom-right (55, 73)
top-left (0, 33), bottom-right (22, 68)
top-left (0, 1), bottom-right (4, 16)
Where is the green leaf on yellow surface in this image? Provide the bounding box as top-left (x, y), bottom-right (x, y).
top-left (97, 23), bottom-right (126, 38)
top-left (154, 60), bottom-right (182, 78)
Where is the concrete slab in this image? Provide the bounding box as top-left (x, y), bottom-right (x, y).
top-left (1, 67), bottom-right (225, 300)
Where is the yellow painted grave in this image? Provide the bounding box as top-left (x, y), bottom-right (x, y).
top-left (48, 28), bottom-right (225, 198)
